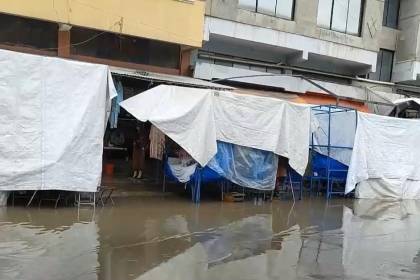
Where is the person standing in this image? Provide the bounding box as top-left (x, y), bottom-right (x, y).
top-left (132, 125), bottom-right (149, 179)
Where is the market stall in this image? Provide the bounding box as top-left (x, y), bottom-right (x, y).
top-left (120, 85), bottom-right (312, 202)
top-left (310, 105), bottom-right (357, 197)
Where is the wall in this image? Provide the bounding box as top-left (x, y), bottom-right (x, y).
top-left (0, 0), bottom-right (206, 47)
top-left (396, 0), bottom-right (420, 62)
top-left (392, 0), bottom-right (420, 82)
top-left (206, 0), bottom-right (397, 53)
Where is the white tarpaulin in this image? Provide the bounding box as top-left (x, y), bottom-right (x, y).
top-left (120, 85), bottom-right (217, 167)
top-left (0, 49), bottom-right (116, 192)
top-left (120, 85), bottom-right (311, 175)
top-left (346, 112), bottom-right (420, 199)
top-left (213, 90), bottom-right (310, 175)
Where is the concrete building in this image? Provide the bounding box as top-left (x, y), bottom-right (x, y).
top-left (394, 0), bottom-right (420, 85)
top-left (194, 0), bottom-right (420, 112)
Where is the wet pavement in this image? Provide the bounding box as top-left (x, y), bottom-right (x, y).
top-left (1, 196), bottom-right (420, 280)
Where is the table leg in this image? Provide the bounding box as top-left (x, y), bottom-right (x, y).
top-left (26, 190), bottom-right (37, 207)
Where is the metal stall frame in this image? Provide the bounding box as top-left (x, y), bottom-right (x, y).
top-left (310, 105), bottom-right (358, 198)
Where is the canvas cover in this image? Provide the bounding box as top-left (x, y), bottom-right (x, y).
top-left (0, 49), bottom-right (116, 192)
top-left (120, 85), bottom-right (311, 175)
top-left (346, 112), bottom-right (420, 199)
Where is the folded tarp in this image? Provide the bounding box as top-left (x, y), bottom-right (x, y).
top-left (346, 112), bottom-right (420, 199)
top-left (0, 49), bottom-right (116, 192)
top-left (120, 85), bottom-right (311, 175)
top-left (166, 157), bottom-right (198, 183)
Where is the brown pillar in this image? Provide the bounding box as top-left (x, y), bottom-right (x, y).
top-left (179, 49), bottom-right (192, 76)
top-left (58, 27), bottom-right (71, 58)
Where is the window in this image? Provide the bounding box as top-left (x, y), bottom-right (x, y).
top-left (238, 0), bottom-right (257, 12)
top-left (383, 0), bottom-right (399, 28)
top-left (317, 0), bottom-right (364, 36)
top-left (0, 13), bottom-right (58, 50)
top-left (71, 27), bottom-right (180, 68)
top-left (258, 0), bottom-right (276, 16)
top-left (369, 49), bottom-right (394, 82)
top-left (238, 0), bottom-right (295, 20)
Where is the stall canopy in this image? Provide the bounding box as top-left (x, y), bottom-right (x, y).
top-left (346, 112), bottom-right (420, 199)
top-left (111, 67), bottom-right (233, 90)
top-left (389, 98), bottom-right (420, 118)
top-left (0, 49), bottom-right (116, 192)
top-left (120, 85), bottom-right (311, 175)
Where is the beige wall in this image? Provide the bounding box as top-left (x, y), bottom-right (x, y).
top-left (0, 0), bottom-right (206, 47)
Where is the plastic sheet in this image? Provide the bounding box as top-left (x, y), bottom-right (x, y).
top-left (208, 141), bottom-right (278, 191)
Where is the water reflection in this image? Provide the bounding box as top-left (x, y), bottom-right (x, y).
top-left (342, 200), bottom-right (420, 279)
top-left (0, 208), bottom-right (98, 280)
top-left (0, 198), bottom-right (420, 280)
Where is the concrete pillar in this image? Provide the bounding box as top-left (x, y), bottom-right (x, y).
top-left (58, 24), bottom-right (71, 58)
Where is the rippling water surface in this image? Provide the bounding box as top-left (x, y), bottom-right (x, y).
top-left (1, 197), bottom-right (420, 280)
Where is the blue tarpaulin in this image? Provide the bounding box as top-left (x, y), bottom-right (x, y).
top-left (312, 151), bottom-right (348, 179)
top-left (207, 141), bottom-right (278, 191)
top-left (164, 141), bottom-right (279, 202)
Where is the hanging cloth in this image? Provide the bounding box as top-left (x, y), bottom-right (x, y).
top-left (109, 79), bottom-right (124, 128)
top-left (149, 125), bottom-right (166, 160)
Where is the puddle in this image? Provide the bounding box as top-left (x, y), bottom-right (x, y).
top-left (1, 197), bottom-right (420, 279)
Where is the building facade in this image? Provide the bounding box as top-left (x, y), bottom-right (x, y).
top-left (0, 0), bottom-right (206, 76)
top-left (194, 0), bottom-right (419, 111)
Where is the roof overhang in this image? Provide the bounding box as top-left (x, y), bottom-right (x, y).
top-left (110, 67), bottom-right (234, 91)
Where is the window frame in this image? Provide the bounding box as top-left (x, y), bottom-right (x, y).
top-left (369, 48), bottom-right (395, 82)
top-left (382, 0), bottom-right (400, 29)
top-left (238, 0), bottom-right (296, 21)
top-left (318, 0), bottom-right (365, 36)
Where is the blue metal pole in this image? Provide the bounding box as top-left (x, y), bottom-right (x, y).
top-left (327, 106), bottom-right (332, 198)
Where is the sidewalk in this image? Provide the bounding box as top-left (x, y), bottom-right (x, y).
top-left (101, 175), bottom-right (176, 198)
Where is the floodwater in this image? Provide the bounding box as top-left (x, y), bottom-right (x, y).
top-left (1, 197), bottom-right (420, 280)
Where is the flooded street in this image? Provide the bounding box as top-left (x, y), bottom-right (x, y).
top-left (1, 197), bottom-right (420, 280)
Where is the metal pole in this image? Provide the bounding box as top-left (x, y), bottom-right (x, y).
top-left (26, 190), bottom-right (37, 207)
top-left (327, 106), bottom-right (332, 199)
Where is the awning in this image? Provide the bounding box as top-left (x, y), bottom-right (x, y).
top-left (393, 97), bottom-right (420, 105)
top-left (110, 67), bottom-right (233, 90)
top-left (234, 88), bottom-right (300, 101)
top-left (119, 85), bottom-right (311, 175)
